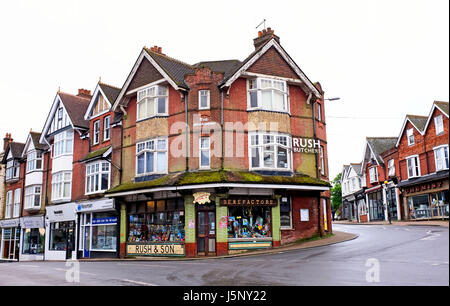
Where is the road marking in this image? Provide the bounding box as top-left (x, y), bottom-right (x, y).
top-left (420, 231), bottom-right (441, 241)
top-left (53, 268), bottom-right (97, 276)
top-left (121, 279), bottom-right (158, 286)
top-left (19, 265), bottom-right (39, 268)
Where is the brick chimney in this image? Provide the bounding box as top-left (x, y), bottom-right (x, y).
top-left (253, 27), bottom-right (280, 50)
top-left (77, 88), bottom-right (92, 98)
top-left (149, 45), bottom-right (165, 55)
top-left (3, 133), bottom-right (12, 151)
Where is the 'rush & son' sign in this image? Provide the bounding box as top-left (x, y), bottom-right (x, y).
top-left (127, 243), bottom-right (185, 256)
top-left (292, 138), bottom-right (321, 154)
top-left (220, 197), bottom-right (277, 206)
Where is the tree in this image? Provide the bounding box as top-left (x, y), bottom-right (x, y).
top-left (331, 173), bottom-right (342, 213)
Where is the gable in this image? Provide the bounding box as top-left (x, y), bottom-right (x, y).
top-left (48, 98), bottom-right (72, 135)
top-left (247, 46), bottom-right (298, 80)
top-left (127, 58), bottom-right (164, 92)
top-left (423, 106), bottom-right (448, 135)
top-left (7, 150), bottom-right (12, 160)
top-left (91, 93), bottom-right (110, 118)
top-left (22, 135), bottom-right (35, 156)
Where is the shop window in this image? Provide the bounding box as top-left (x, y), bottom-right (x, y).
top-left (228, 206), bottom-right (272, 239)
top-left (22, 228), bottom-right (45, 254)
top-left (280, 197), bottom-right (292, 229)
top-left (247, 78), bottom-right (288, 112)
top-left (128, 198), bottom-right (185, 243)
top-left (49, 221), bottom-right (75, 251)
top-left (434, 145), bottom-right (449, 171)
top-left (249, 133), bottom-right (291, 171)
top-left (85, 161), bottom-right (110, 194)
top-left (136, 138), bottom-right (168, 176)
top-left (406, 155), bottom-right (421, 178)
top-left (430, 191), bottom-right (449, 217)
top-left (137, 85), bottom-right (168, 120)
top-left (434, 115), bottom-right (444, 135)
top-left (408, 195), bottom-right (431, 219)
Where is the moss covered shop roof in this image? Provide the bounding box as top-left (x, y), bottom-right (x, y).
top-left (105, 170), bottom-right (330, 195)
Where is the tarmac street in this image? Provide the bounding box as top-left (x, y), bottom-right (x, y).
top-left (0, 224), bottom-right (448, 286)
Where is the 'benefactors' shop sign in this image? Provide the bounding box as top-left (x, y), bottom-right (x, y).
top-left (220, 197), bottom-right (277, 207)
top-left (127, 243), bottom-right (185, 256)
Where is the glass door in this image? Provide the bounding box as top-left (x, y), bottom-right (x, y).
top-left (196, 205), bottom-right (216, 256)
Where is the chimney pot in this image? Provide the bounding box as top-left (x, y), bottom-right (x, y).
top-left (258, 31), bottom-right (263, 37)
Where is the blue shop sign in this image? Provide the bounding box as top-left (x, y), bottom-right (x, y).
top-left (92, 217), bottom-right (118, 225)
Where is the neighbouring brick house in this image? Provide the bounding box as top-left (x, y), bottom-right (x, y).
top-left (341, 163), bottom-right (367, 222)
top-left (105, 28), bottom-right (331, 258)
top-left (396, 101), bottom-right (449, 220)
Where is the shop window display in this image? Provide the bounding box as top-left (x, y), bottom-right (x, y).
top-left (49, 221), bottom-right (75, 251)
top-left (128, 198), bottom-right (185, 243)
top-left (22, 228), bottom-right (45, 254)
top-left (228, 206), bottom-right (272, 239)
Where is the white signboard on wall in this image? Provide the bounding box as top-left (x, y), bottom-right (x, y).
top-left (300, 209), bottom-right (309, 222)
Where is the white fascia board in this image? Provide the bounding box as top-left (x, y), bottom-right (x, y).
top-left (222, 39), bottom-right (321, 98)
top-left (396, 116), bottom-right (427, 147)
top-left (105, 183), bottom-right (330, 198)
top-left (126, 79), bottom-right (166, 96)
top-left (84, 85), bottom-right (112, 120)
top-left (102, 146), bottom-right (113, 158)
top-left (21, 134), bottom-right (33, 158)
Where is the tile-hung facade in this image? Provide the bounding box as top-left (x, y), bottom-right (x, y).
top-left (39, 89), bottom-right (92, 260)
top-left (341, 163), bottom-right (367, 222)
top-left (396, 101), bottom-right (449, 220)
top-left (361, 137), bottom-right (401, 222)
top-left (106, 28), bottom-right (331, 258)
top-left (77, 82), bottom-right (122, 259)
top-left (0, 138), bottom-right (25, 260)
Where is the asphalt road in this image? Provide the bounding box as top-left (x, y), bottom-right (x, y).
top-left (0, 224), bottom-right (448, 286)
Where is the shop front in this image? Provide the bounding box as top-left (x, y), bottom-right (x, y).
top-left (366, 186), bottom-right (386, 221)
top-left (399, 177), bottom-right (449, 220)
top-left (76, 198), bottom-right (119, 259)
top-left (45, 203), bottom-right (77, 260)
top-left (19, 216), bottom-right (45, 261)
top-left (0, 218), bottom-right (20, 261)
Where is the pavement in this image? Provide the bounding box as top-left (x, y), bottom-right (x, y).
top-left (0, 224), bottom-right (447, 285)
top-left (334, 219), bottom-right (449, 227)
top-left (77, 231), bottom-right (357, 262)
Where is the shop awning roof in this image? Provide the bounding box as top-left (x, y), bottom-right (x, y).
top-left (397, 170), bottom-right (449, 188)
top-left (105, 170), bottom-right (330, 197)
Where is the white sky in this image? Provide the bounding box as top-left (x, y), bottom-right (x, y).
top-left (0, 0), bottom-right (448, 179)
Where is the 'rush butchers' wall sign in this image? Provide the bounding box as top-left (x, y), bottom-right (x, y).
top-left (292, 138), bottom-right (320, 154)
top-left (220, 197), bottom-right (277, 207)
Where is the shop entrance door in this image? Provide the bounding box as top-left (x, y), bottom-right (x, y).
top-left (196, 204), bottom-right (216, 256)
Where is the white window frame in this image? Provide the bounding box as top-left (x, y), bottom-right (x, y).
top-left (280, 197), bottom-right (292, 230)
top-left (5, 159), bottom-right (20, 180)
top-left (5, 190), bottom-right (12, 219)
top-left (137, 85), bottom-right (168, 121)
top-left (104, 116), bottom-right (111, 141)
top-left (24, 185), bottom-right (41, 209)
top-left (26, 150), bottom-right (43, 173)
top-left (249, 132), bottom-right (292, 171)
top-left (53, 130), bottom-right (74, 158)
top-left (93, 120), bottom-right (100, 145)
top-left (85, 161), bottom-right (111, 195)
top-left (317, 102), bottom-right (322, 121)
top-left (320, 146), bottom-right (325, 175)
top-left (247, 78), bottom-right (289, 113)
top-left (434, 115), bottom-right (444, 135)
top-left (51, 171), bottom-right (72, 201)
top-left (369, 167), bottom-right (378, 183)
top-left (136, 138), bottom-right (168, 176)
top-left (13, 188), bottom-right (21, 218)
top-left (406, 155), bottom-right (421, 178)
top-left (434, 145), bottom-right (449, 172)
top-left (199, 137), bottom-right (211, 169)
top-left (407, 128), bottom-right (415, 146)
top-left (198, 90), bottom-right (210, 110)
top-left (388, 159), bottom-right (395, 177)
top-left (79, 212), bottom-right (117, 252)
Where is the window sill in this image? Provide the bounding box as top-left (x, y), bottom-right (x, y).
top-left (85, 191), bottom-right (108, 196)
top-left (247, 109), bottom-right (291, 116)
top-left (136, 115), bottom-right (169, 123)
top-left (24, 206), bottom-right (41, 211)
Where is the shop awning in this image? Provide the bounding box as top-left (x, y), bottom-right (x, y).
top-left (397, 170), bottom-right (449, 188)
top-left (105, 170), bottom-right (330, 197)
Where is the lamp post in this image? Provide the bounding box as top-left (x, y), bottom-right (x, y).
top-left (324, 97), bottom-right (340, 101)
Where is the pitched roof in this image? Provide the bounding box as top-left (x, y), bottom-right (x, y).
top-left (144, 48), bottom-right (195, 89)
top-left (59, 92), bottom-right (91, 129)
top-left (30, 132), bottom-right (48, 151)
top-left (434, 101), bottom-right (449, 116)
top-left (406, 115), bottom-right (428, 132)
top-left (7, 142), bottom-right (25, 160)
top-left (98, 83), bottom-right (121, 104)
top-left (193, 60), bottom-right (242, 81)
top-left (366, 137), bottom-right (397, 164)
top-left (350, 163), bottom-right (362, 174)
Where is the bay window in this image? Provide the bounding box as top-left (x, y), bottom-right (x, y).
top-left (26, 151), bottom-right (43, 172)
top-left (247, 78), bottom-right (288, 112)
top-left (52, 171), bottom-right (72, 201)
top-left (5, 191), bottom-right (12, 219)
top-left (6, 159), bottom-right (20, 180)
top-left (53, 130), bottom-right (73, 157)
top-left (200, 137), bottom-right (210, 168)
top-left (249, 133), bottom-right (291, 170)
top-left (25, 186), bottom-right (41, 209)
top-left (85, 161), bottom-right (110, 194)
top-left (434, 115), bottom-right (444, 135)
top-left (13, 189), bottom-right (21, 218)
top-left (369, 167), bottom-right (378, 183)
top-left (104, 116), bottom-right (111, 141)
top-left (136, 138), bottom-right (168, 175)
top-left (137, 85), bottom-right (168, 120)
top-left (434, 145), bottom-right (449, 171)
top-left (406, 155), bottom-right (421, 178)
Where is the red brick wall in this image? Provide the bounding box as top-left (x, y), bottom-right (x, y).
top-left (248, 47), bottom-right (298, 80)
top-left (90, 111), bottom-right (113, 150)
top-left (4, 162), bottom-right (25, 218)
top-left (71, 131), bottom-right (90, 202)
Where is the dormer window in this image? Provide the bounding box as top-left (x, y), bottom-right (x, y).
top-left (407, 128), bottom-right (414, 146)
top-left (26, 151), bottom-right (43, 172)
top-left (137, 85), bottom-right (168, 121)
top-left (247, 78), bottom-right (288, 112)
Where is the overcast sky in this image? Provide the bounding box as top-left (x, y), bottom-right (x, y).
top-left (0, 0), bottom-right (448, 179)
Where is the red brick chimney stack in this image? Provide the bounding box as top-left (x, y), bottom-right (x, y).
top-left (253, 27), bottom-right (280, 50)
top-left (149, 45), bottom-right (165, 55)
top-left (77, 88), bottom-right (92, 98)
top-left (3, 133), bottom-right (12, 151)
